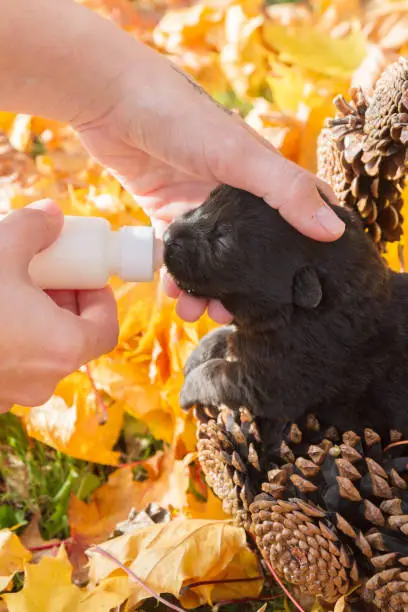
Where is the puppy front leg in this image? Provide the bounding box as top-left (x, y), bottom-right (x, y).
top-left (184, 326), bottom-right (235, 377)
top-left (180, 358), bottom-right (248, 411)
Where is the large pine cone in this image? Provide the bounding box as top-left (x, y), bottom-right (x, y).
top-left (195, 406), bottom-right (408, 610)
top-left (317, 57), bottom-right (408, 252)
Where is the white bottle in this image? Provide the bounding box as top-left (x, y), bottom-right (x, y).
top-left (0, 214), bottom-right (163, 290)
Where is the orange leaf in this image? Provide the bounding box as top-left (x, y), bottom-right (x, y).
top-left (13, 372), bottom-right (124, 466)
top-left (68, 451), bottom-right (182, 545)
top-left (87, 518), bottom-right (263, 609)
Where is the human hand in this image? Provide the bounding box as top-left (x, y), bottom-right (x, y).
top-left (0, 0), bottom-right (343, 324)
top-left (74, 40), bottom-right (344, 324)
top-left (0, 200), bottom-right (118, 412)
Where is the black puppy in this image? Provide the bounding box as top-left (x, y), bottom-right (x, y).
top-left (163, 184), bottom-right (408, 439)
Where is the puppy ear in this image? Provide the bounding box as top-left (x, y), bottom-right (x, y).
top-left (292, 266), bottom-right (322, 309)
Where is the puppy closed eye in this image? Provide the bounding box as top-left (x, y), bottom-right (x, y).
top-left (211, 225), bottom-right (233, 251)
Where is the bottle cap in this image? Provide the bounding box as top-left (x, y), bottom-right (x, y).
top-left (119, 226), bottom-right (157, 282)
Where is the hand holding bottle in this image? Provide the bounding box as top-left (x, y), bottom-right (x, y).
top-left (0, 0), bottom-right (345, 325)
top-left (0, 200), bottom-right (118, 412)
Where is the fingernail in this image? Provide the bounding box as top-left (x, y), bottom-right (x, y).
top-left (316, 205), bottom-right (345, 236)
top-left (29, 199), bottom-right (61, 216)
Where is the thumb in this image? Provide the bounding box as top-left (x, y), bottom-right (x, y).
top-left (209, 119), bottom-right (345, 242)
top-left (0, 200), bottom-right (64, 267)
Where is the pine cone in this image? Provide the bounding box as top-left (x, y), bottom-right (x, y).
top-left (195, 404), bottom-right (265, 529)
top-left (195, 406), bottom-right (408, 609)
top-left (317, 57), bottom-right (408, 252)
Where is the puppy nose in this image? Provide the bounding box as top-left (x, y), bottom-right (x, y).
top-left (163, 223), bottom-right (195, 247)
top-left (163, 225), bottom-right (190, 267)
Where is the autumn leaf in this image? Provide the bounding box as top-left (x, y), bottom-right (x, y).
top-left (13, 372), bottom-right (124, 466)
top-left (68, 451), bottom-right (165, 546)
top-left (78, 0), bottom-right (161, 35)
top-left (0, 530), bottom-right (31, 592)
top-left (2, 545), bottom-right (129, 612)
top-left (220, 1), bottom-right (269, 98)
top-left (77, 576), bottom-right (131, 610)
top-left (153, 1), bottom-right (227, 54)
top-left (19, 515), bottom-right (60, 563)
top-left (246, 99), bottom-right (303, 162)
top-left (263, 19), bottom-right (367, 79)
top-left (87, 518), bottom-right (263, 609)
top-left (19, 515), bottom-right (90, 585)
top-left (91, 288), bottom-right (217, 448)
top-left (2, 546), bottom-right (79, 611)
top-left (68, 449), bottom-right (228, 546)
top-left (310, 0), bottom-right (362, 23)
top-left (2, 0), bottom-right (408, 610)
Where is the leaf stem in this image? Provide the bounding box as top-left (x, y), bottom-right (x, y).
top-left (182, 575), bottom-right (263, 593)
top-left (86, 364), bottom-right (108, 424)
top-left (89, 544), bottom-right (187, 611)
top-left (28, 538), bottom-right (69, 552)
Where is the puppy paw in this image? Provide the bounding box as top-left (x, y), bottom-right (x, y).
top-left (184, 326), bottom-right (235, 378)
top-left (180, 358), bottom-right (228, 411)
top-left (180, 356), bottom-right (248, 413)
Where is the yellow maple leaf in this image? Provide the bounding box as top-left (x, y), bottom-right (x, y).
top-left (68, 447), bottom-right (227, 547)
top-left (91, 287), bottom-right (217, 448)
top-left (0, 530), bottom-right (31, 592)
top-left (75, 576), bottom-right (131, 610)
top-left (2, 545), bottom-right (129, 611)
top-left (220, 2), bottom-right (269, 98)
top-left (87, 518), bottom-right (263, 609)
top-left (263, 20), bottom-right (367, 80)
top-left (13, 371), bottom-right (124, 466)
top-left (68, 450), bottom-right (178, 545)
top-left (185, 485), bottom-right (230, 521)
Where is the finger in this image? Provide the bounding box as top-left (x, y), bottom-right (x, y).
top-left (0, 200), bottom-right (64, 266)
top-left (175, 293), bottom-right (208, 322)
top-left (46, 290), bottom-right (79, 314)
top-left (207, 299), bottom-right (233, 324)
top-left (161, 268), bottom-right (182, 298)
top-left (0, 403), bottom-right (11, 414)
top-left (208, 123), bottom-right (345, 241)
top-left (314, 176), bottom-right (338, 205)
top-left (74, 286), bottom-right (119, 363)
top-left (278, 173), bottom-right (346, 241)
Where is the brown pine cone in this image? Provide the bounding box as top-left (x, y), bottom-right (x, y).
top-left (194, 404), bottom-right (264, 529)
top-left (195, 406), bottom-right (408, 610)
top-left (317, 57), bottom-right (408, 253)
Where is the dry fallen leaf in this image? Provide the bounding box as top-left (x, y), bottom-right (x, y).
top-left (263, 19), bottom-right (367, 80)
top-left (20, 515), bottom-right (60, 563)
top-left (68, 449), bottom-right (228, 546)
top-left (0, 530), bottom-right (31, 592)
top-left (13, 372), bottom-right (125, 466)
top-left (87, 518), bottom-right (263, 609)
top-left (1, 0), bottom-right (408, 609)
top-left (2, 545), bottom-right (129, 612)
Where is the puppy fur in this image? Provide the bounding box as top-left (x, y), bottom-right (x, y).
top-left (163, 184), bottom-right (408, 441)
